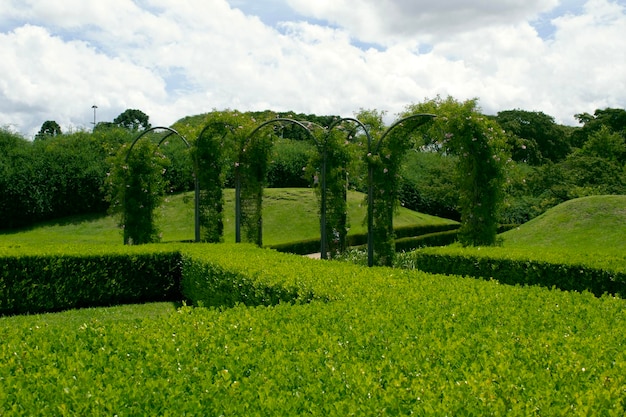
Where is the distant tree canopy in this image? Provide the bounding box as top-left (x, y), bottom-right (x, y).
top-left (494, 110), bottom-right (570, 165)
top-left (35, 120), bottom-right (62, 139)
top-left (572, 108), bottom-right (626, 149)
top-left (113, 109), bottom-right (151, 131)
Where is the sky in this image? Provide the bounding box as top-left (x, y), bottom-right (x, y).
top-left (1, 0), bottom-right (625, 138)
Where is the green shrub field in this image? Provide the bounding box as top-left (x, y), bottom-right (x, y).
top-left (1, 243), bottom-right (625, 415)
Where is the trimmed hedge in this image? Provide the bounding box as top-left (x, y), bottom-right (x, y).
top-left (2, 244), bottom-right (626, 415)
top-left (0, 245), bottom-right (181, 316)
top-left (270, 223), bottom-right (461, 255)
top-left (404, 246), bottom-right (626, 297)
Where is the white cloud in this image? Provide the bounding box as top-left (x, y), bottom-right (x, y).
top-left (285, 0), bottom-right (560, 44)
top-left (0, 0), bottom-right (625, 137)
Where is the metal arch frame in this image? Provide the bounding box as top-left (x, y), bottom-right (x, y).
top-left (328, 114), bottom-right (436, 266)
top-left (236, 118), bottom-right (334, 257)
top-left (126, 126), bottom-right (200, 242)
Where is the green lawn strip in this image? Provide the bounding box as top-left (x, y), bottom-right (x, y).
top-left (1, 248), bottom-right (625, 415)
top-left (0, 188), bottom-right (456, 247)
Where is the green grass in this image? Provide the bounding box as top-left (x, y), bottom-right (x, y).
top-left (500, 195), bottom-right (626, 255)
top-left (0, 188), bottom-right (457, 247)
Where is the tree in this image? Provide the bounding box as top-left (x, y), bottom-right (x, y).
top-left (113, 109), bottom-right (151, 131)
top-left (35, 120), bottom-right (62, 139)
top-left (572, 108), bottom-right (626, 149)
top-left (494, 110), bottom-right (570, 164)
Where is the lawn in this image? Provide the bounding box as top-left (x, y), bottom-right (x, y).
top-left (0, 188), bottom-right (457, 247)
top-left (500, 194), bottom-right (626, 255)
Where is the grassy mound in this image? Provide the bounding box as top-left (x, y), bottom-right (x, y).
top-left (0, 188), bottom-right (456, 247)
top-left (500, 195), bottom-right (626, 254)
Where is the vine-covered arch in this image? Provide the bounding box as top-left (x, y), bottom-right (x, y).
top-left (236, 117), bottom-right (342, 257)
top-left (125, 126), bottom-right (200, 242)
top-left (194, 121), bottom-right (239, 243)
top-left (328, 114), bottom-right (436, 266)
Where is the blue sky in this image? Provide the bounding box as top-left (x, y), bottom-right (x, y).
top-left (0, 0), bottom-right (624, 137)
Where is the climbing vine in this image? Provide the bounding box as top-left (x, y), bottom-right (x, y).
top-left (309, 127), bottom-right (351, 258)
top-left (404, 97), bottom-right (510, 246)
top-left (356, 110), bottom-right (435, 266)
top-left (237, 119), bottom-right (274, 246)
top-left (194, 122), bottom-right (232, 242)
top-left (106, 139), bottom-right (168, 245)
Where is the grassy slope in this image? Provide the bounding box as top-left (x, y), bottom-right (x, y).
top-left (500, 195), bottom-right (626, 255)
top-left (0, 188), bottom-right (457, 247)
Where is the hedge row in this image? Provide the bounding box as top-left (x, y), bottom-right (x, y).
top-left (404, 246), bottom-right (626, 297)
top-left (270, 223), bottom-right (461, 255)
top-left (2, 244), bottom-right (626, 415)
top-left (1, 243), bottom-right (355, 316)
top-left (0, 245), bottom-right (181, 316)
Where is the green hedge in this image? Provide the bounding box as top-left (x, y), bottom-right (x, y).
top-left (404, 246), bottom-right (626, 297)
top-left (0, 245), bottom-right (181, 316)
top-left (270, 223), bottom-right (461, 255)
top-left (1, 244), bottom-right (626, 415)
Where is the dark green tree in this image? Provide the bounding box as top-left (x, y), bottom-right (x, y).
top-left (114, 109), bottom-right (151, 131)
top-left (495, 110), bottom-right (570, 164)
top-left (35, 120), bottom-right (62, 140)
top-left (572, 108), bottom-right (626, 149)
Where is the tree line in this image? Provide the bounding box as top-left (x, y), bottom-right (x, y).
top-left (1, 99), bottom-right (624, 234)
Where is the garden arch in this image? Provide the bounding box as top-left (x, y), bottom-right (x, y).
top-left (328, 113), bottom-right (436, 266)
top-left (235, 117), bottom-right (340, 257)
top-left (126, 126), bottom-right (200, 242)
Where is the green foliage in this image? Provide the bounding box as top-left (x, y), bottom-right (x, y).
top-left (495, 110), bottom-right (570, 164)
top-left (0, 245), bottom-right (181, 315)
top-left (399, 151), bottom-right (460, 220)
top-left (405, 97), bottom-right (510, 246)
top-left (2, 244), bottom-right (626, 415)
top-left (309, 128), bottom-right (351, 258)
top-left (404, 245), bottom-right (626, 297)
top-left (106, 140), bottom-right (168, 245)
top-left (113, 108), bottom-right (151, 131)
top-left (238, 127), bottom-right (273, 245)
top-left (353, 109), bottom-right (436, 265)
top-left (194, 122), bottom-right (232, 242)
top-left (267, 138), bottom-right (314, 188)
top-left (35, 120), bottom-right (62, 140)
top-left (0, 129), bottom-right (112, 229)
top-left (572, 107), bottom-right (626, 149)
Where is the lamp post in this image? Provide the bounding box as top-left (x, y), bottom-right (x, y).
top-left (91, 105), bottom-right (98, 130)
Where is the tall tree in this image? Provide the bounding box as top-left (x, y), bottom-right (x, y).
top-left (35, 120), bottom-right (62, 140)
top-left (114, 109), bottom-right (151, 131)
top-left (572, 107), bottom-right (626, 149)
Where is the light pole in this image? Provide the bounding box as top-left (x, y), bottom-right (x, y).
top-left (91, 105), bottom-right (98, 130)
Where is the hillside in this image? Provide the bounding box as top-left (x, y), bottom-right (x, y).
top-left (500, 195), bottom-right (626, 254)
top-left (0, 188), bottom-right (457, 247)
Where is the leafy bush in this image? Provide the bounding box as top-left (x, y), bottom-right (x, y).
top-left (267, 139), bottom-right (313, 188)
top-left (403, 246), bottom-right (626, 297)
